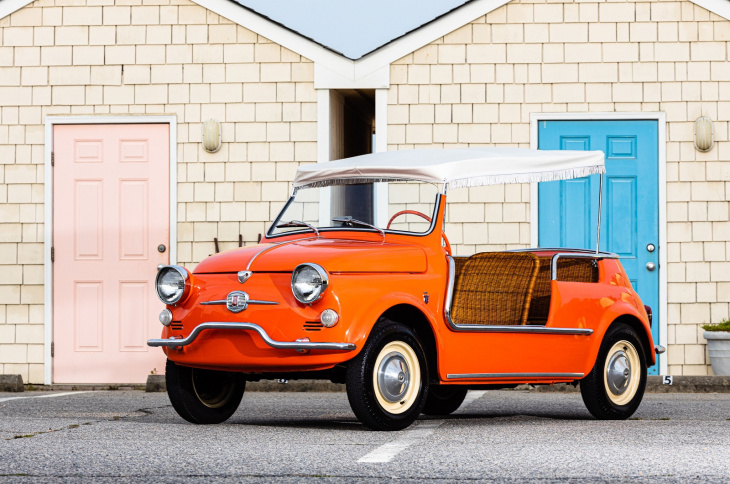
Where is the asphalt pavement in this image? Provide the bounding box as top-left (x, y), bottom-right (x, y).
top-left (1, 389), bottom-right (728, 483)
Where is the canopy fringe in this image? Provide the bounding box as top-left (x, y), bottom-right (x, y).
top-left (294, 165), bottom-right (605, 190)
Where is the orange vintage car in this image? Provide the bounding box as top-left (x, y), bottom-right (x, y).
top-left (149, 148), bottom-right (663, 431)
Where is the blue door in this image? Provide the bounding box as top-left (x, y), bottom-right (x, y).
top-left (538, 120), bottom-right (660, 374)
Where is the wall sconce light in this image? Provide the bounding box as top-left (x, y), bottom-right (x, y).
top-left (202, 119), bottom-right (222, 153)
top-left (694, 116), bottom-right (714, 152)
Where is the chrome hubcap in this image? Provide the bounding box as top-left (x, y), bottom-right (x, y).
top-left (606, 350), bottom-right (631, 395)
top-left (377, 351), bottom-right (411, 403)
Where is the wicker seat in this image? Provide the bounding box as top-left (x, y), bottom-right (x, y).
top-left (451, 252), bottom-right (540, 326)
top-left (527, 257), bottom-right (552, 325)
top-left (527, 256), bottom-right (600, 325)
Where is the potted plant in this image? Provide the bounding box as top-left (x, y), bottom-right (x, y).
top-left (702, 319), bottom-right (730, 376)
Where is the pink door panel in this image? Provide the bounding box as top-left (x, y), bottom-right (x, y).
top-left (53, 124), bottom-right (169, 383)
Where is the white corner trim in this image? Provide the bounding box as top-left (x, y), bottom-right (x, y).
top-left (43, 115), bottom-right (177, 385)
top-left (0, 0), bottom-right (34, 20)
top-left (690, 0), bottom-right (730, 20)
top-left (374, 89), bottom-right (389, 227)
top-left (529, 112), bottom-right (668, 376)
top-left (317, 90), bottom-right (332, 227)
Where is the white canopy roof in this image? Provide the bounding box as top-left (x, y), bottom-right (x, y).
top-left (293, 148), bottom-right (605, 190)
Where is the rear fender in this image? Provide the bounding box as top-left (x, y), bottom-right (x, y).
top-left (583, 301), bottom-right (656, 375)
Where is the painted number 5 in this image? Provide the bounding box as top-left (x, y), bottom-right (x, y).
top-left (662, 375), bottom-right (673, 385)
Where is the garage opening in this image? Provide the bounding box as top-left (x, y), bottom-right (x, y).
top-left (329, 89), bottom-right (375, 224)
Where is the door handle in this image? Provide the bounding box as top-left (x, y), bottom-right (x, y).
top-left (646, 243), bottom-right (655, 252)
top-left (158, 244), bottom-right (166, 253)
top-left (646, 262), bottom-right (656, 271)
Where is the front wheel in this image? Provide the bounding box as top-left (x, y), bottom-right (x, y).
top-left (580, 323), bottom-right (647, 420)
top-left (346, 322), bottom-right (429, 431)
top-left (166, 359), bottom-right (246, 424)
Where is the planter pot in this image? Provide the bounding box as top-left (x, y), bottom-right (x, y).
top-left (704, 331), bottom-right (730, 376)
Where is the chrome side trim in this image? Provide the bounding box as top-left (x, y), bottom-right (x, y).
top-left (147, 322), bottom-right (356, 351)
top-left (446, 372), bottom-right (584, 380)
top-left (444, 256), bottom-right (592, 335)
top-left (550, 252), bottom-right (619, 281)
top-left (200, 299), bottom-right (279, 306)
top-left (451, 325), bottom-right (592, 335)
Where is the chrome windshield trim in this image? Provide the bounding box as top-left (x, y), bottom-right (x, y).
top-left (445, 255), bottom-right (593, 335)
top-left (550, 252), bottom-right (619, 280)
top-left (245, 236), bottom-right (319, 271)
top-left (200, 300), bottom-right (279, 306)
top-left (147, 322), bottom-right (356, 351)
top-left (446, 372), bottom-right (584, 380)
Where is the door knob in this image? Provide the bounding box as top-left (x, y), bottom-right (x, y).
top-left (158, 244), bottom-right (166, 253)
top-left (646, 243), bottom-right (655, 252)
top-left (646, 262), bottom-right (656, 271)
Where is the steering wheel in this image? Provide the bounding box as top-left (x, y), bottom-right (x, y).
top-left (386, 210), bottom-right (451, 255)
top-left (387, 210), bottom-right (431, 229)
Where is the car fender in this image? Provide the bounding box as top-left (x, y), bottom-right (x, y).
top-left (340, 290), bottom-right (443, 358)
top-left (581, 299), bottom-right (656, 376)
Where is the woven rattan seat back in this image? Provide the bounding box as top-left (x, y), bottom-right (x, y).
top-left (527, 257), bottom-right (552, 325)
top-left (557, 258), bottom-right (599, 283)
top-left (451, 252), bottom-right (539, 326)
top-left (452, 256), bottom-right (469, 287)
top-left (527, 256), bottom-right (600, 325)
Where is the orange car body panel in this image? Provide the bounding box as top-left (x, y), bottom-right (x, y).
top-left (160, 195), bottom-right (655, 384)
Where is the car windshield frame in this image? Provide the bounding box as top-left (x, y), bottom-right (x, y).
top-left (266, 187), bottom-right (443, 240)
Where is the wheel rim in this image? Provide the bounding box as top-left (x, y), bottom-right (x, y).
top-left (603, 340), bottom-right (641, 406)
top-left (372, 341), bottom-right (421, 415)
top-left (192, 368), bottom-right (236, 409)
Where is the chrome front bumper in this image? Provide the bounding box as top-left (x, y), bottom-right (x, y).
top-left (147, 322), bottom-right (356, 351)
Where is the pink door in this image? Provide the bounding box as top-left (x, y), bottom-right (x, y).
top-left (53, 124), bottom-right (169, 383)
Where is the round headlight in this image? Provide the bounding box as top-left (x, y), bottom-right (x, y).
top-left (291, 263), bottom-right (328, 304)
top-left (155, 265), bottom-right (189, 305)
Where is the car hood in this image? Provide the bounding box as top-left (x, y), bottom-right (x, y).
top-left (193, 237), bottom-right (429, 274)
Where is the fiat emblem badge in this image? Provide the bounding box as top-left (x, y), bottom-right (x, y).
top-left (226, 291), bottom-right (249, 313)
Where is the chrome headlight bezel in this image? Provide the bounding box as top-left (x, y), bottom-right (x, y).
top-left (291, 263), bottom-right (329, 304)
top-left (155, 265), bottom-right (191, 305)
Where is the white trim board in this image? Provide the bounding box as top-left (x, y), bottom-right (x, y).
top-left (529, 112), bottom-right (668, 376)
top-left (43, 115), bottom-right (177, 385)
top-left (185, 0), bottom-right (512, 88)
top-left (3, 0), bottom-right (730, 86)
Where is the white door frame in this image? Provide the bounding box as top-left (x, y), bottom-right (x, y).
top-left (43, 115), bottom-right (178, 385)
top-left (529, 112), bottom-right (668, 375)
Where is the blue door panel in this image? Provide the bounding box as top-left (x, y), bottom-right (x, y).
top-left (539, 120), bottom-right (660, 374)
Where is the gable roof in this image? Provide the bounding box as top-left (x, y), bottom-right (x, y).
top-left (3, 0), bottom-right (730, 87)
top-left (232, 0), bottom-right (472, 60)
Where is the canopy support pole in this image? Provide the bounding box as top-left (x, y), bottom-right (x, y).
top-left (596, 173), bottom-right (603, 254)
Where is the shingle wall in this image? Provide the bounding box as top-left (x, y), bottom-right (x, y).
top-left (387, 0), bottom-right (730, 375)
top-left (0, 0), bottom-right (316, 382)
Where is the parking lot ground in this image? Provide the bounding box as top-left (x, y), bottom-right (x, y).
top-left (1, 389), bottom-right (729, 483)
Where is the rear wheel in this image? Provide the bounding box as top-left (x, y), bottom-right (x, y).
top-left (421, 386), bottom-right (468, 416)
top-left (166, 359), bottom-right (245, 424)
top-left (580, 323), bottom-right (647, 420)
top-left (346, 322), bottom-right (429, 431)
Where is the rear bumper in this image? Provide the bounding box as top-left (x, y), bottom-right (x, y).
top-left (147, 321), bottom-right (356, 351)
top-left (655, 345), bottom-right (666, 354)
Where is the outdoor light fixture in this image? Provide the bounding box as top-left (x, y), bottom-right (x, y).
top-left (694, 116), bottom-right (714, 152)
top-left (202, 118), bottom-right (222, 152)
